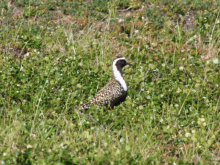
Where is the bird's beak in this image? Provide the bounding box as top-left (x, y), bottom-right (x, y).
top-left (126, 62), bottom-right (132, 66)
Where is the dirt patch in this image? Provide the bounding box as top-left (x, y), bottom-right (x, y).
top-left (183, 10), bottom-right (195, 31)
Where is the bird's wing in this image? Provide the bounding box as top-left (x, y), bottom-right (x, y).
top-left (90, 80), bottom-right (119, 106)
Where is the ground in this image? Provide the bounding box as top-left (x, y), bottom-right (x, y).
top-left (0, 0), bottom-right (220, 164)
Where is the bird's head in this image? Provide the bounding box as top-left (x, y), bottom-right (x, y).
top-left (113, 57), bottom-right (132, 69)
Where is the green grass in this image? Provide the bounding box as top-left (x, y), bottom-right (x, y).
top-left (0, 0), bottom-right (220, 164)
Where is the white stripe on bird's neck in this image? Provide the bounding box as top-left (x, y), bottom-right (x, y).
top-left (112, 58), bottom-right (127, 91)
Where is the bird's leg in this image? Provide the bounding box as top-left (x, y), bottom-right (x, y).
top-left (76, 110), bottom-right (106, 129)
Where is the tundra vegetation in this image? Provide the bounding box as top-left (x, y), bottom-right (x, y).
top-left (0, 0), bottom-right (219, 164)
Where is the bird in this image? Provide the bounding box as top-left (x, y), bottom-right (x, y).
top-left (80, 57), bottom-right (132, 111)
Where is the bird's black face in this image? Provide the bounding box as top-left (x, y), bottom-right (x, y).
top-left (113, 57), bottom-right (132, 77)
top-left (116, 59), bottom-right (132, 68)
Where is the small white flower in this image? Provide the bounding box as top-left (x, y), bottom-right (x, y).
top-left (120, 138), bottom-right (124, 143)
top-left (25, 52), bottom-right (30, 57)
top-left (118, 18), bottom-right (124, 23)
top-left (179, 66), bottom-right (184, 70)
top-left (151, 42), bottom-right (157, 47)
top-left (0, 160), bottom-right (5, 165)
top-left (103, 142), bottom-right (108, 147)
top-left (200, 118), bottom-right (205, 122)
top-left (191, 89), bottom-right (196, 93)
top-left (16, 108), bottom-right (21, 112)
top-left (175, 104), bottom-right (179, 107)
top-left (27, 144), bottom-right (32, 149)
top-left (134, 30), bottom-right (139, 34)
top-left (185, 132), bottom-right (191, 137)
top-left (213, 58), bottom-right (219, 64)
